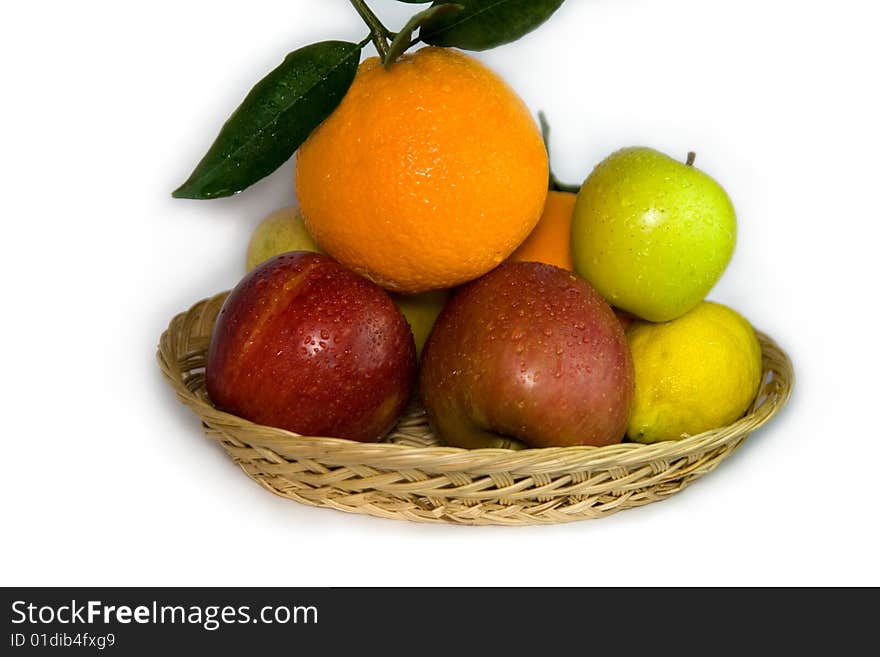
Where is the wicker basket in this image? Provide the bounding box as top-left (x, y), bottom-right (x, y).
top-left (157, 291), bottom-right (793, 525)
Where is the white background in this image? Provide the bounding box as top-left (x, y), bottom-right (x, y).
top-left (2, 0), bottom-right (878, 587)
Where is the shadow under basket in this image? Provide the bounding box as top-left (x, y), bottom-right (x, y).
top-left (157, 292), bottom-right (794, 526)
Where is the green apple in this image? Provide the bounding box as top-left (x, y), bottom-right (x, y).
top-left (571, 147), bottom-right (736, 322)
top-left (245, 206), bottom-right (321, 272)
top-left (391, 289), bottom-right (450, 357)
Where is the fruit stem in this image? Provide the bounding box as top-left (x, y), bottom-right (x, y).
top-left (538, 111), bottom-right (583, 194)
top-left (349, 0), bottom-right (391, 60)
top-left (538, 110), bottom-right (552, 150)
top-left (686, 151), bottom-right (696, 166)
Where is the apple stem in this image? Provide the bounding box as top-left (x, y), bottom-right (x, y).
top-left (686, 151), bottom-right (696, 166)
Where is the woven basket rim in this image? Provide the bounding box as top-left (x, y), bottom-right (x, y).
top-left (157, 291), bottom-right (794, 476)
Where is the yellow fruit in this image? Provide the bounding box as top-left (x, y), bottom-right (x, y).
top-left (245, 206), bottom-right (320, 272)
top-left (295, 46), bottom-right (548, 293)
top-left (626, 301), bottom-right (763, 442)
top-left (391, 289), bottom-right (450, 357)
top-left (507, 190), bottom-right (576, 271)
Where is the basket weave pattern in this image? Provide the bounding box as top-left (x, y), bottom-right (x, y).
top-left (158, 292), bottom-right (793, 525)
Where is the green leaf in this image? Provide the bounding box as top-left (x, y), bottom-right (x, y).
top-left (385, 4), bottom-right (463, 68)
top-left (173, 41), bottom-right (362, 200)
top-left (396, 1), bottom-right (433, 3)
top-left (420, 0), bottom-right (564, 51)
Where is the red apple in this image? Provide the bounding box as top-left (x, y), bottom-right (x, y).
top-left (206, 252), bottom-right (416, 442)
top-left (419, 262), bottom-right (634, 449)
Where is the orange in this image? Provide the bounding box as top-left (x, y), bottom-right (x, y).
top-left (507, 190), bottom-right (576, 270)
top-left (295, 47), bottom-right (548, 293)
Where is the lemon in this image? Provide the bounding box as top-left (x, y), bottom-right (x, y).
top-left (245, 206), bottom-right (320, 272)
top-left (626, 301), bottom-right (763, 443)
